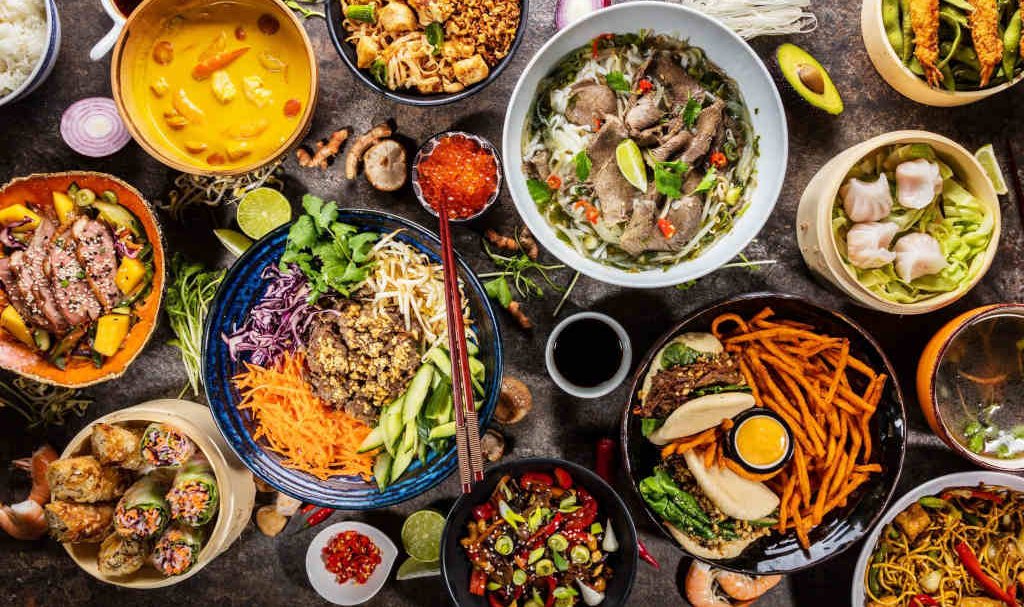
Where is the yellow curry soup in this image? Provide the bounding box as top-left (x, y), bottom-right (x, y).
top-left (116, 0), bottom-right (315, 173)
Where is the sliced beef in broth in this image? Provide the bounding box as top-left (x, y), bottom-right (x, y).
top-left (680, 99), bottom-right (725, 164)
top-left (586, 116), bottom-right (636, 225)
top-left (565, 81), bottom-right (618, 127)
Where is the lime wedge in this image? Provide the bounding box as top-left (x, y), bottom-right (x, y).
top-left (615, 139), bottom-right (648, 192)
top-left (974, 144), bottom-right (1009, 195)
top-left (214, 229), bottom-right (254, 257)
top-left (401, 509), bottom-right (444, 563)
top-left (396, 557), bottom-right (441, 580)
top-left (236, 187), bottom-right (292, 239)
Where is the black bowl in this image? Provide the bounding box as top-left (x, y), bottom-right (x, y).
top-left (325, 0), bottom-right (529, 106)
top-left (620, 292), bottom-right (907, 574)
top-left (442, 458), bottom-right (639, 606)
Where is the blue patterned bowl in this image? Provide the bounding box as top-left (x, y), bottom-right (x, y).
top-left (203, 209), bottom-right (503, 509)
top-left (0, 0), bottom-right (60, 107)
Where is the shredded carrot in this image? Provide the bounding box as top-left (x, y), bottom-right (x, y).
top-left (233, 352), bottom-right (377, 481)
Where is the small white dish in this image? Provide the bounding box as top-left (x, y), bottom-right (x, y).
top-left (850, 471), bottom-right (1024, 607)
top-left (306, 521), bottom-right (398, 606)
top-left (545, 312), bottom-right (632, 399)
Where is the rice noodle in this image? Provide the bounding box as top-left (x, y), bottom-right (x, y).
top-left (669, 0), bottom-right (817, 39)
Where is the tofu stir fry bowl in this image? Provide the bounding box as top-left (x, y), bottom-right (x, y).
top-left (58, 400), bottom-right (256, 589)
top-left (796, 130), bottom-right (1000, 315)
top-left (110, 0), bottom-right (318, 175)
top-left (503, 2), bottom-right (787, 288)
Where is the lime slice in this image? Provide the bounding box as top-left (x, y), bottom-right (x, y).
top-left (214, 229), bottom-right (254, 257)
top-left (615, 139), bottom-right (648, 192)
top-left (401, 509), bottom-right (444, 563)
top-left (974, 144), bottom-right (1009, 195)
top-left (236, 187), bottom-right (292, 239)
top-left (396, 557), bottom-right (441, 580)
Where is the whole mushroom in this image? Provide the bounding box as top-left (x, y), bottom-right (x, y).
top-left (363, 139), bottom-right (408, 192)
top-left (495, 377), bottom-right (532, 425)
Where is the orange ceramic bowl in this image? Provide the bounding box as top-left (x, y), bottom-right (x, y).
top-left (917, 303), bottom-right (1024, 471)
top-left (0, 172), bottom-right (165, 387)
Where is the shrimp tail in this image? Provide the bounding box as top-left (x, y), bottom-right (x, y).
top-left (0, 500), bottom-right (47, 541)
top-left (13, 444), bottom-right (58, 506)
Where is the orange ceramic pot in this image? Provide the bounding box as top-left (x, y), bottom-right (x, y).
top-left (916, 303), bottom-right (1024, 471)
top-left (0, 172), bottom-right (165, 387)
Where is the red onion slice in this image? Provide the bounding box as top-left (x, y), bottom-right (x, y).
top-left (555, 0), bottom-right (605, 30)
top-left (60, 97), bottom-right (131, 158)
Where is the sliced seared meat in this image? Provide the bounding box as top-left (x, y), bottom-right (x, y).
top-left (650, 130), bottom-right (693, 163)
top-left (565, 81), bottom-right (617, 127)
top-left (71, 217), bottom-right (120, 311)
top-left (624, 95), bottom-right (662, 132)
top-left (49, 227), bottom-right (102, 326)
top-left (680, 99), bottom-right (725, 164)
top-left (586, 116), bottom-right (638, 225)
top-left (12, 220), bottom-right (66, 334)
top-left (652, 51), bottom-right (703, 105)
top-left (0, 257), bottom-right (31, 324)
top-left (639, 352), bottom-right (745, 418)
top-left (619, 196), bottom-right (702, 256)
top-left (525, 148), bottom-right (551, 180)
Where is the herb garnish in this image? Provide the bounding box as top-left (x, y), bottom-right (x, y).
top-left (653, 160), bottom-right (689, 198)
top-left (605, 71), bottom-right (631, 93)
top-left (574, 151), bottom-right (592, 181)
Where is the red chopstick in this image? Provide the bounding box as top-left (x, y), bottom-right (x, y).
top-left (436, 198), bottom-right (484, 493)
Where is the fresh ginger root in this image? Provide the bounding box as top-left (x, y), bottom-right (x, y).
top-left (507, 301), bottom-right (532, 329)
top-left (485, 226), bottom-right (539, 260)
top-left (297, 129), bottom-right (349, 169)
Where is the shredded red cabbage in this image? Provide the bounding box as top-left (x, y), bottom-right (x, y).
top-left (0, 217), bottom-right (32, 250)
top-left (223, 265), bottom-right (318, 366)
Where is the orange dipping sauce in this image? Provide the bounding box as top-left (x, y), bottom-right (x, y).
top-left (735, 415), bottom-right (789, 468)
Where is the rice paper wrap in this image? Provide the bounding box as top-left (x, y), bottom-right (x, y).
top-left (44, 500), bottom-right (115, 543)
top-left (98, 532), bottom-right (148, 576)
top-left (139, 423), bottom-right (195, 468)
top-left (91, 423), bottom-right (144, 469)
top-left (113, 474), bottom-right (171, 541)
top-left (47, 456), bottom-right (130, 503)
top-left (166, 455), bottom-right (219, 527)
top-left (151, 523), bottom-right (205, 577)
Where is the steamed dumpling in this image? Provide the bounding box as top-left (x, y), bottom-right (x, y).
top-left (841, 174), bottom-right (893, 222)
top-left (847, 221), bottom-right (898, 269)
top-left (895, 159), bottom-right (943, 209)
top-left (893, 232), bottom-right (946, 282)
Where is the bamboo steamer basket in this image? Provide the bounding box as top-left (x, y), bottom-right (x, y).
top-left (861, 0), bottom-right (1024, 106)
top-left (110, 0), bottom-right (318, 176)
top-left (796, 130), bottom-right (1000, 315)
top-left (59, 400), bottom-right (256, 589)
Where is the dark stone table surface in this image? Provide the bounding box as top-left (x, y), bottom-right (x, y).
top-left (1, 0), bottom-right (1022, 605)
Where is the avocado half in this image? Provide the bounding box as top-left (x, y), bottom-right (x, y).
top-left (776, 43), bottom-right (844, 115)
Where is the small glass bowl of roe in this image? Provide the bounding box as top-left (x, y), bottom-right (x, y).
top-left (412, 131), bottom-right (502, 222)
top-left (726, 408), bottom-right (794, 474)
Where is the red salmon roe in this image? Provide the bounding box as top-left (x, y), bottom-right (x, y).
top-left (322, 530), bottom-right (382, 585)
top-left (417, 135), bottom-right (498, 220)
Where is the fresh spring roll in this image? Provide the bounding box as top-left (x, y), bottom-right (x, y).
top-left (91, 423), bottom-right (144, 470)
top-left (151, 523), bottom-right (205, 577)
top-left (97, 532), bottom-right (148, 577)
top-left (113, 475), bottom-right (171, 541)
top-left (139, 423), bottom-right (196, 468)
top-left (47, 456), bottom-right (130, 503)
top-left (44, 500), bottom-right (115, 543)
top-left (166, 455), bottom-right (219, 527)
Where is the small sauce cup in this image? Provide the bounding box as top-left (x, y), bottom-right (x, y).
top-left (412, 131), bottom-right (502, 222)
top-left (726, 408), bottom-right (794, 474)
top-left (545, 311), bottom-right (632, 399)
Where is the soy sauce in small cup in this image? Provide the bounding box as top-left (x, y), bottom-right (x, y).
top-left (545, 312), bottom-right (632, 399)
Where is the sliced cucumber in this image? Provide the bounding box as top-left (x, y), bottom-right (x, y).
top-left (93, 201), bottom-right (139, 236)
top-left (428, 421), bottom-right (456, 440)
top-left (357, 425), bottom-right (386, 453)
top-left (400, 421), bottom-right (417, 453)
top-left (374, 452), bottom-right (392, 492)
top-left (403, 364), bottom-right (435, 424)
top-left (423, 347), bottom-right (451, 376)
top-left (391, 446), bottom-right (416, 482)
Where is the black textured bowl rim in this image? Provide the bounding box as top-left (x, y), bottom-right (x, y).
top-left (619, 291), bottom-right (908, 574)
top-left (412, 130), bottom-right (503, 222)
top-left (441, 457), bottom-right (639, 606)
top-left (325, 0), bottom-right (529, 106)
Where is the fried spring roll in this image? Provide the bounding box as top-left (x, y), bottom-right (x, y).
top-left (98, 533), bottom-right (148, 577)
top-left (91, 423), bottom-right (144, 469)
top-left (47, 456), bottom-right (130, 503)
top-left (44, 500), bottom-right (115, 543)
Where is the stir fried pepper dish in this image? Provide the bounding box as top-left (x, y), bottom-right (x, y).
top-left (864, 485), bottom-right (1024, 606)
top-left (461, 469), bottom-right (619, 607)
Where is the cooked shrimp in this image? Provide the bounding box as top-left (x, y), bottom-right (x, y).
top-left (0, 500), bottom-right (47, 540)
top-left (13, 444), bottom-right (58, 506)
top-left (910, 0), bottom-right (943, 86)
top-left (968, 0), bottom-right (1004, 86)
top-left (716, 570), bottom-right (783, 601)
top-left (686, 562), bottom-right (734, 607)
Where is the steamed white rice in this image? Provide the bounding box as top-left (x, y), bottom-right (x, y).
top-left (0, 0), bottom-right (47, 97)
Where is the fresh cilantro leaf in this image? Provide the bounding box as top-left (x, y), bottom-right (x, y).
top-left (287, 215), bottom-right (317, 249)
top-left (661, 342), bottom-right (703, 368)
top-left (605, 71), bottom-right (631, 93)
top-left (301, 194), bottom-right (324, 220)
top-left (653, 160), bottom-right (689, 198)
top-left (526, 178), bottom-right (553, 205)
top-left (315, 201), bottom-right (338, 231)
top-left (682, 96), bottom-right (702, 129)
top-left (425, 22), bottom-right (444, 54)
top-left (484, 276), bottom-right (512, 308)
top-left (574, 151), bottom-right (591, 181)
top-left (348, 232), bottom-right (379, 263)
top-left (691, 167), bottom-right (718, 194)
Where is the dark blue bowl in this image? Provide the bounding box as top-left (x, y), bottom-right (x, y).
top-left (203, 209), bottom-right (503, 509)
